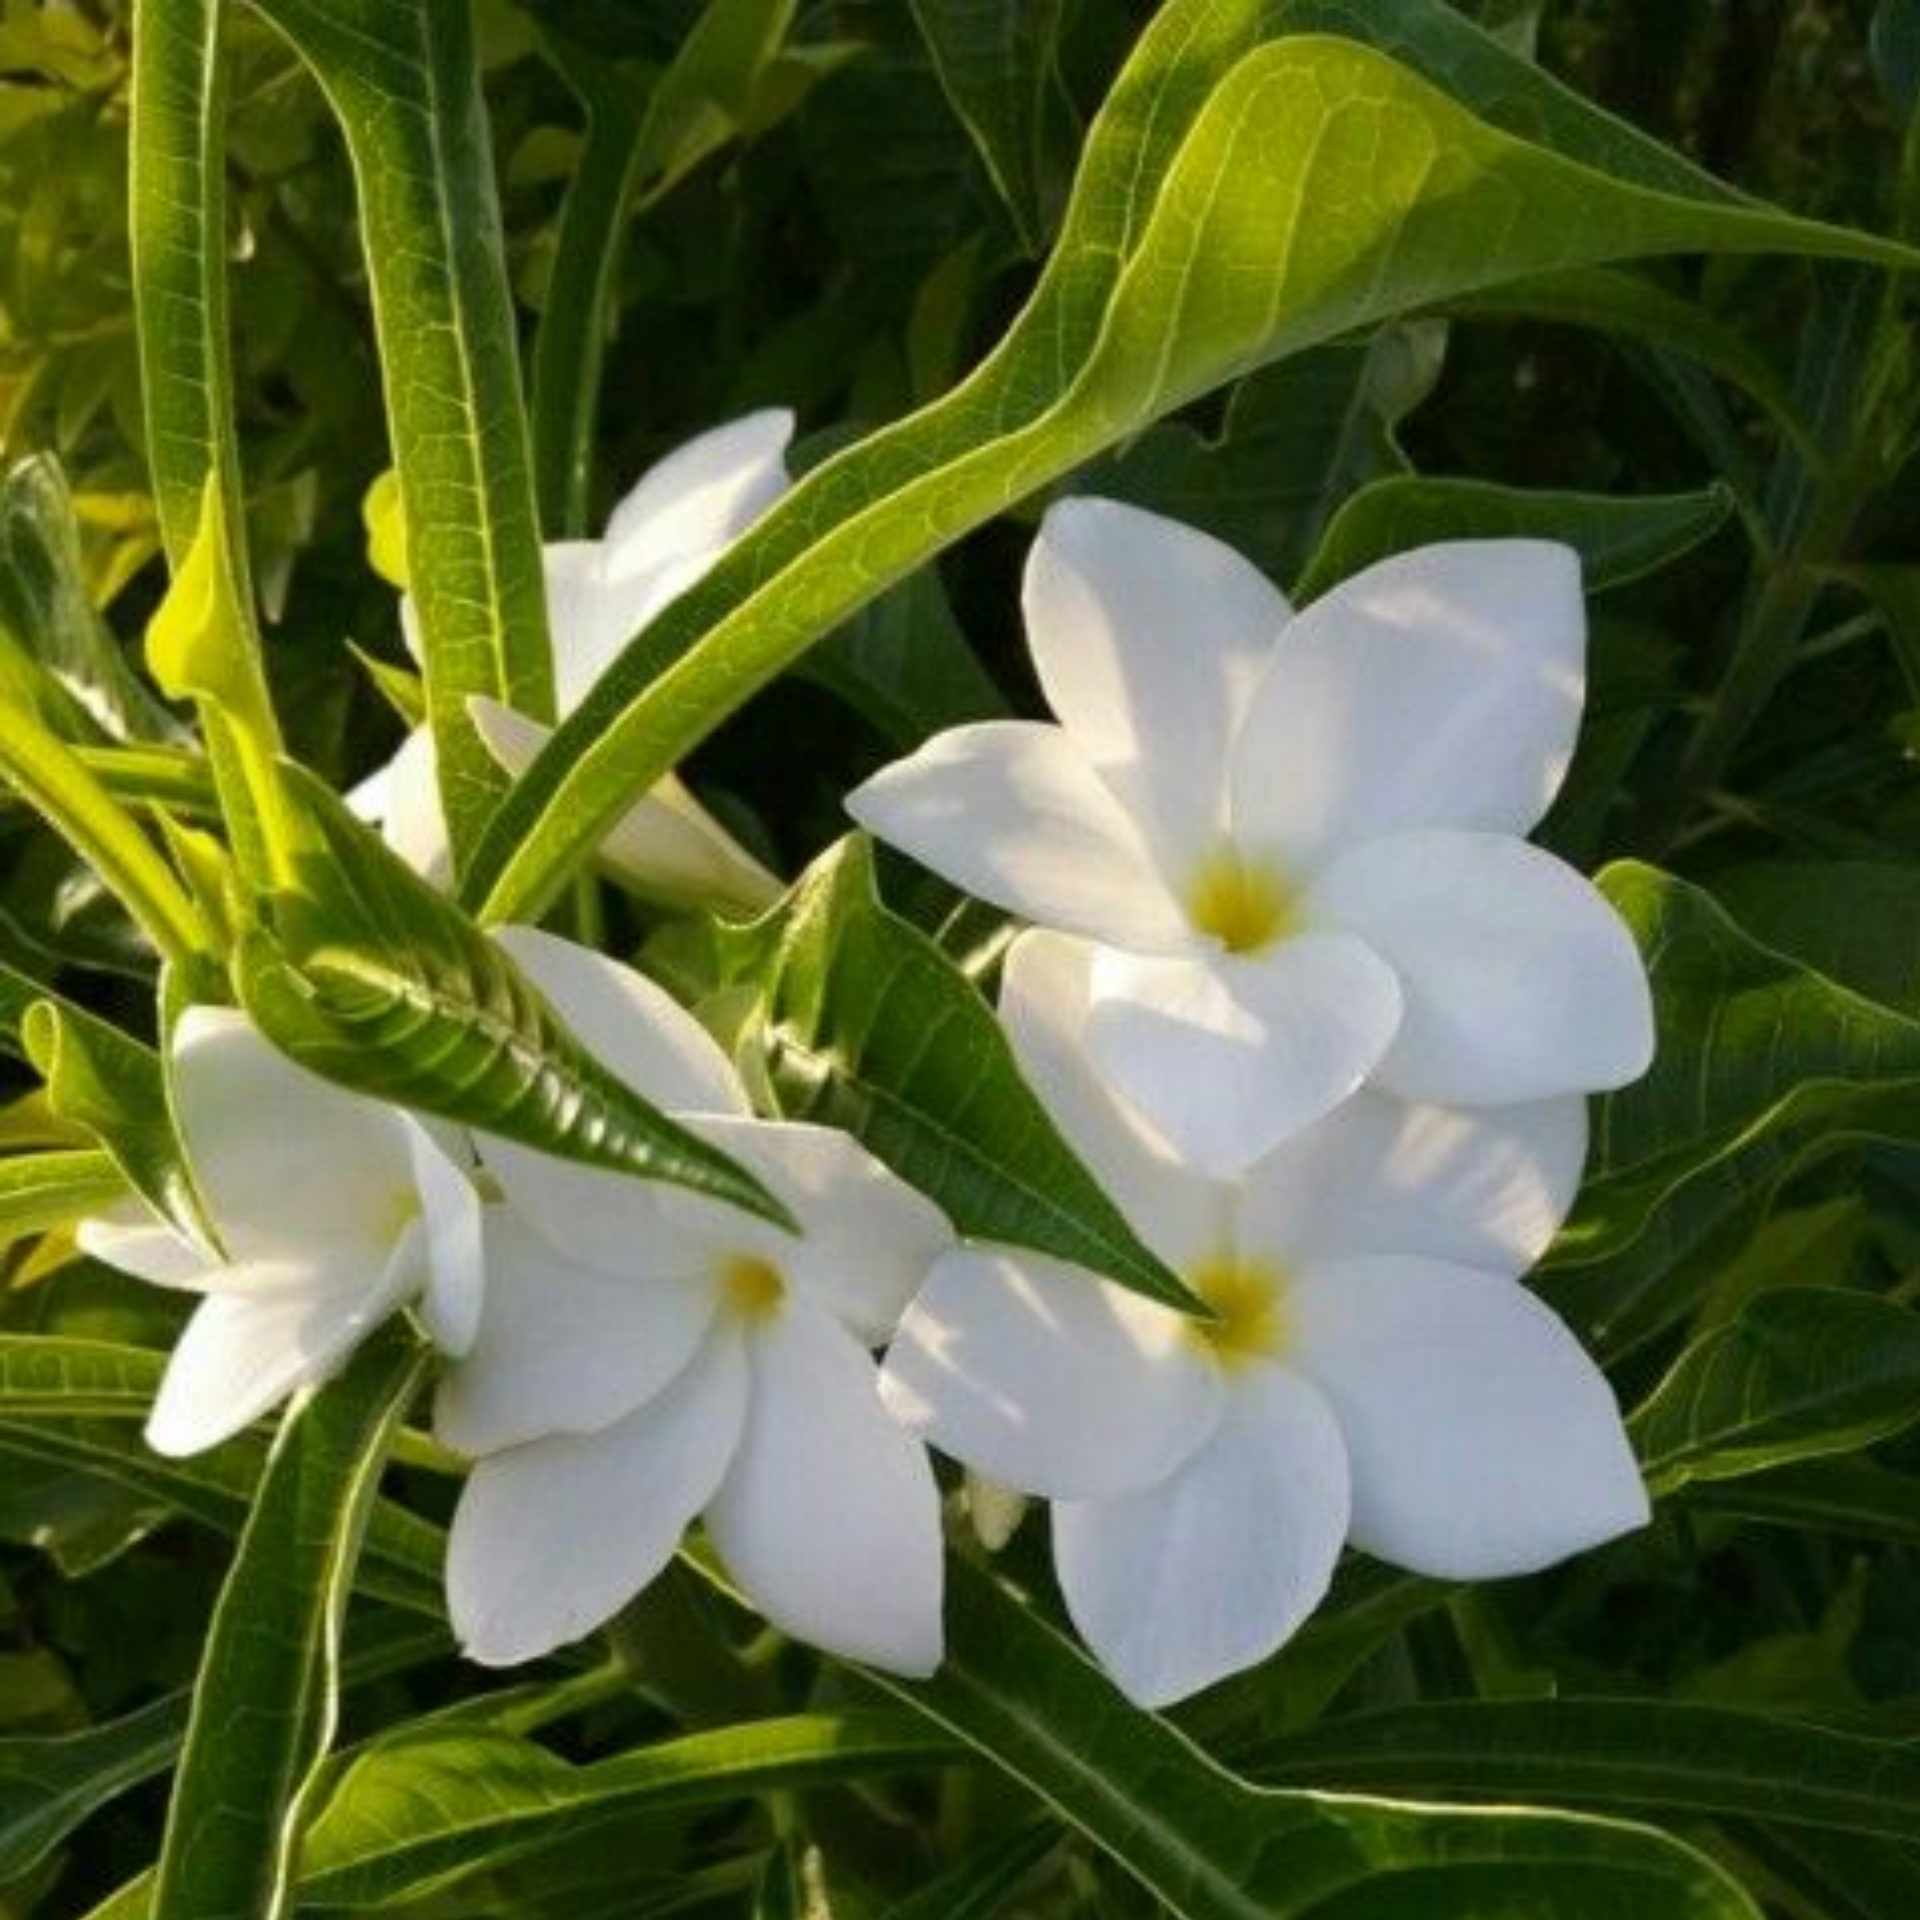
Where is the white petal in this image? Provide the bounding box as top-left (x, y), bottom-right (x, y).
top-left (1025, 498), bottom-right (1287, 867)
top-left (364, 728), bottom-right (452, 886)
top-left (403, 1119), bottom-right (486, 1356)
top-left (493, 925), bottom-right (747, 1117)
top-left (77, 1212), bottom-right (209, 1288)
top-left (1232, 540), bottom-right (1584, 867)
top-left (601, 410), bottom-right (794, 584)
top-left (1085, 936), bottom-right (1404, 1174)
top-left (1237, 1091), bottom-right (1588, 1275)
top-left (880, 1247), bottom-right (1220, 1500)
top-left (542, 542), bottom-right (625, 712)
top-left (1290, 1255), bottom-right (1648, 1579)
top-left (170, 1008), bottom-right (416, 1267)
top-left (998, 930), bottom-right (1229, 1272)
top-left (1308, 830), bottom-right (1654, 1105)
top-left (847, 721), bottom-right (1191, 951)
top-left (1054, 1363), bottom-right (1348, 1708)
top-left (681, 1117), bottom-right (951, 1344)
top-left (446, 1334), bottom-right (748, 1666)
top-left (145, 1265), bottom-right (412, 1457)
top-left (708, 1300), bottom-right (943, 1674)
top-left (470, 699), bottom-right (781, 914)
top-left (434, 1205), bottom-right (715, 1455)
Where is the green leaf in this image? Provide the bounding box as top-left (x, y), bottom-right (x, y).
top-left (1257, 1698), bottom-right (1920, 1841)
top-left (145, 1328), bottom-right (429, 1920)
top-left (1680, 1458), bottom-right (1920, 1550)
top-left (0, 1335), bottom-right (445, 1617)
top-left (1073, 327), bottom-right (1445, 586)
top-left (1295, 478), bottom-right (1734, 601)
top-left (250, 0), bottom-right (554, 867)
top-left (279, 1714), bottom-right (956, 1909)
top-left (1543, 865), bottom-right (1920, 1353)
top-left (532, 0), bottom-right (799, 532)
top-left (1712, 860), bottom-right (1920, 1012)
top-left (909, 0), bottom-right (1068, 252)
top-left (465, 2), bottom-right (1911, 924)
top-left (231, 760), bottom-right (789, 1225)
top-left (1630, 1289), bottom-right (1920, 1495)
top-left (860, 1556), bottom-right (1763, 1920)
top-left (0, 455), bottom-right (176, 743)
top-left (0, 1692), bottom-right (184, 1883)
top-left (0, 962), bottom-right (202, 1239)
top-left (729, 835), bottom-right (1199, 1312)
top-left (0, 1148), bottom-right (127, 1248)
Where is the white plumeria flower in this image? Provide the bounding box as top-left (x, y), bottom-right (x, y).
top-left (352, 412), bottom-right (792, 911)
top-left (881, 932), bottom-right (1648, 1708)
top-left (77, 1009), bottom-right (483, 1458)
top-left (437, 927), bottom-right (952, 1676)
top-left (849, 498), bottom-right (1654, 1173)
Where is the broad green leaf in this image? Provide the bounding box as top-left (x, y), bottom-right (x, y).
top-left (234, 760), bottom-right (790, 1227)
top-left (889, 1826), bottom-right (1059, 1920)
top-left (0, 1692), bottom-right (183, 1883)
top-left (1257, 1698), bottom-right (1920, 1841)
top-left (1543, 866), bottom-right (1920, 1352)
top-left (1713, 860), bottom-right (1920, 1012)
top-left (727, 835), bottom-right (1199, 1312)
top-left (0, 696), bottom-right (208, 970)
top-left (1074, 327), bottom-right (1444, 585)
top-left (465, 3), bottom-right (1911, 924)
top-left (1681, 1458), bottom-right (1920, 1550)
top-left (250, 0), bottom-right (554, 866)
top-left (532, 0), bottom-right (798, 532)
top-left (0, 455), bottom-right (175, 742)
top-left (0, 962), bottom-right (201, 1238)
top-left (909, 0), bottom-right (1069, 252)
top-left (1631, 1289), bottom-right (1920, 1494)
top-left (0, 1336), bottom-right (445, 1617)
top-left (861, 1556), bottom-right (1763, 1920)
top-left (145, 1328), bottom-right (429, 1920)
top-left (1295, 479), bottom-right (1733, 600)
top-left (0, 1148), bottom-right (127, 1247)
top-left (285, 1714), bottom-right (955, 1908)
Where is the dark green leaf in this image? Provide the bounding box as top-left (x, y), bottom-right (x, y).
top-left (730, 835), bottom-right (1200, 1312)
top-left (1680, 1458), bottom-right (1920, 1550)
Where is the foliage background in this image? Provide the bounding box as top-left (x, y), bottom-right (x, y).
top-left (1, 0), bottom-right (1918, 1915)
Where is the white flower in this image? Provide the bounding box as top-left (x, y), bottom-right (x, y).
top-left (880, 932), bottom-right (1648, 1708)
top-left (352, 413), bottom-right (792, 910)
top-left (438, 927), bottom-right (952, 1676)
top-left (77, 1009), bottom-right (483, 1457)
top-left (849, 498), bottom-right (1654, 1173)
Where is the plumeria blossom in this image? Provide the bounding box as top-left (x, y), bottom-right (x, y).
top-left (353, 412), bottom-right (792, 909)
top-left (78, 1009), bottom-right (483, 1458)
top-left (881, 932), bottom-right (1648, 1708)
top-left (849, 498), bottom-right (1655, 1173)
top-left (438, 927), bottom-right (952, 1675)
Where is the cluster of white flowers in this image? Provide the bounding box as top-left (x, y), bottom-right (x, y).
top-left (83, 419), bottom-right (1657, 1707)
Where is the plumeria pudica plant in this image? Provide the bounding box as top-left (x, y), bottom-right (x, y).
top-left (3, 2), bottom-right (1920, 1916)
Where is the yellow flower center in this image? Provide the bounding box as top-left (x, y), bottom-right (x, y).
top-left (719, 1253), bottom-right (786, 1323)
top-left (1186, 845), bottom-right (1295, 955)
top-left (1186, 1251), bottom-right (1289, 1366)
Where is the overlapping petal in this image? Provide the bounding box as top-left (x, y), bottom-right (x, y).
top-left (1053, 1363), bottom-right (1348, 1707)
top-left (1231, 540), bottom-right (1584, 868)
top-left (1289, 1255), bottom-right (1648, 1579)
top-left (1307, 830), bottom-right (1654, 1105)
top-left (882, 1248), bottom-right (1220, 1500)
top-left (1026, 498), bottom-right (1286, 867)
top-left (1084, 936), bottom-right (1404, 1173)
top-left (446, 1335), bottom-right (749, 1667)
top-left (847, 721), bottom-right (1191, 950)
top-left (708, 1299), bottom-right (943, 1675)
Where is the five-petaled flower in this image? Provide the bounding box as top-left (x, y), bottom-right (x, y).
top-left (79, 1009), bottom-right (483, 1457)
top-left (881, 932), bottom-right (1648, 1707)
top-left (353, 412), bottom-right (791, 911)
top-left (437, 928), bottom-right (954, 1676)
top-left (850, 498), bottom-right (1655, 1173)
